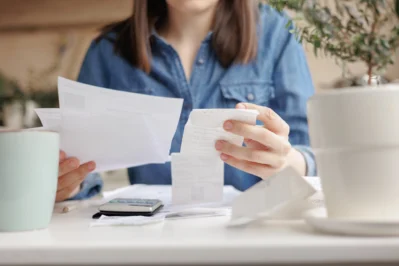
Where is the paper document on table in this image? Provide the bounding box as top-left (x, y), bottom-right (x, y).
top-left (229, 167), bottom-right (318, 226)
top-left (171, 109), bottom-right (258, 205)
top-left (90, 213), bottom-right (166, 227)
top-left (99, 184), bottom-right (241, 211)
top-left (35, 77), bottom-right (183, 173)
top-left (90, 185), bottom-right (241, 227)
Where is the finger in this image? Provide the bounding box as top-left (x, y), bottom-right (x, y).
top-left (238, 103), bottom-right (290, 136)
top-left (219, 153), bottom-right (276, 179)
top-left (56, 179), bottom-right (83, 202)
top-left (223, 121), bottom-right (291, 155)
top-left (58, 157), bottom-right (80, 177)
top-left (244, 138), bottom-right (269, 150)
top-left (59, 150), bottom-right (67, 163)
top-left (215, 140), bottom-right (286, 168)
top-left (58, 161), bottom-right (96, 191)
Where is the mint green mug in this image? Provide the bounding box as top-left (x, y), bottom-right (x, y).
top-left (0, 130), bottom-right (59, 232)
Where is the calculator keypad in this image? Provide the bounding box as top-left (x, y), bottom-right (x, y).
top-left (109, 198), bottom-right (158, 206)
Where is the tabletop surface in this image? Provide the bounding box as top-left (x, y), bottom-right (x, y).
top-left (1, 204), bottom-right (399, 265)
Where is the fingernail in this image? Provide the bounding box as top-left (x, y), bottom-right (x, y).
top-left (224, 121), bottom-right (233, 130)
top-left (220, 154), bottom-right (228, 161)
top-left (215, 140), bottom-right (224, 150)
top-left (236, 103), bottom-right (246, 109)
top-left (88, 162), bottom-right (96, 171)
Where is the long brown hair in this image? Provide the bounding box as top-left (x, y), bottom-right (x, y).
top-left (99, 0), bottom-right (259, 73)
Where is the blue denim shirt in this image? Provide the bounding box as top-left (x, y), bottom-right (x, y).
top-left (71, 4), bottom-right (317, 200)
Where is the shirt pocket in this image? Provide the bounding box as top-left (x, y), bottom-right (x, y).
top-left (219, 81), bottom-right (275, 109)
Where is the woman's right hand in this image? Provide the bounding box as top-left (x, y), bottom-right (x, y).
top-left (56, 150), bottom-right (96, 202)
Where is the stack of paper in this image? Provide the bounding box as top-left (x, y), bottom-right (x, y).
top-left (171, 109), bottom-right (259, 205)
top-left (35, 77), bottom-right (183, 173)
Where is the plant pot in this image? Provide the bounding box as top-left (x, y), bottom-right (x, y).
top-left (307, 84), bottom-right (399, 220)
top-left (3, 100), bottom-right (24, 129)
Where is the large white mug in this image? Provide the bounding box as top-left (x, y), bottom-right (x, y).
top-left (0, 130), bottom-right (59, 231)
top-left (307, 84), bottom-right (399, 220)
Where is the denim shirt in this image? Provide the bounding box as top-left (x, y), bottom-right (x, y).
top-left (71, 4), bottom-right (317, 200)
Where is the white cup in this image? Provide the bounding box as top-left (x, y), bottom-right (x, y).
top-left (0, 130), bottom-right (59, 231)
top-left (307, 84), bottom-right (399, 220)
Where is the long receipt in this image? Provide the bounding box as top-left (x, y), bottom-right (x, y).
top-left (229, 167), bottom-right (318, 226)
top-left (172, 109), bottom-right (259, 205)
top-left (34, 77), bottom-right (183, 173)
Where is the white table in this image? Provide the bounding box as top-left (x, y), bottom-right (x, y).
top-left (1, 205), bottom-right (399, 265)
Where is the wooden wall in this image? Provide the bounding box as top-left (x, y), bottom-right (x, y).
top-left (0, 0), bottom-right (132, 92)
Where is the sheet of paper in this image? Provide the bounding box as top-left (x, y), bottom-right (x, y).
top-left (90, 213), bottom-right (166, 227)
top-left (188, 109), bottom-right (259, 128)
top-left (171, 108), bottom-right (258, 205)
top-left (89, 184), bottom-right (241, 226)
top-left (165, 207), bottom-right (231, 220)
top-left (58, 77), bottom-right (183, 116)
top-left (180, 109), bottom-right (258, 156)
top-left (59, 112), bottom-right (167, 173)
top-left (34, 77), bottom-right (183, 173)
top-left (99, 184), bottom-right (240, 213)
top-left (180, 125), bottom-right (243, 156)
top-left (171, 153), bottom-right (224, 205)
top-left (34, 108), bottom-right (61, 131)
top-left (229, 167), bottom-right (317, 226)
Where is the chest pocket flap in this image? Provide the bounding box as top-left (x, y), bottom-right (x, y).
top-left (220, 81), bottom-right (275, 108)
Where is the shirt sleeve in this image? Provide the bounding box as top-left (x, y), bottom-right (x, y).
top-left (67, 40), bottom-right (109, 200)
top-left (77, 40), bottom-right (109, 88)
top-left (268, 14), bottom-right (317, 177)
top-left (67, 172), bottom-right (104, 200)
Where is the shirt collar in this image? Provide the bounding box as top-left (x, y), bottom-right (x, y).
top-left (150, 27), bottom-right (213, 45)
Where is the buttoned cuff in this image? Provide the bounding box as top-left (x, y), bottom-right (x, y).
top-left (293, 145), bottom-right (317, 176)
top-left (67, 172), bottom-right (103, 200)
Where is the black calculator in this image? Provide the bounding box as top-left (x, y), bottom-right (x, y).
top-left (96, 198), bottom-right (163, 217)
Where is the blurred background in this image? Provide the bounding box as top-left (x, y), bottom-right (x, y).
top-left (1, 0), bottom-right (398, 190)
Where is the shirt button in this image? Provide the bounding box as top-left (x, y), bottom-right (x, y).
top-left (247, 93), bottom-right (255, 101)
top-left (197, 58), bottom-right (205, 65)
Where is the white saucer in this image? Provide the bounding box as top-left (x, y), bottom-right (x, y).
top-left (304, 208), bottom-right (399, 237)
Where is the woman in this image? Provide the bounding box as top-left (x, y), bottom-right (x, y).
top-left (56, 0), bottom-right (316, 202)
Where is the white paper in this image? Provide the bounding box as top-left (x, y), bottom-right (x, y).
top-left (171, 109), bottom-right (259, 205)
top-left (34, 108), bottom-right (61, 131)
top-left (90, 184), bottom-right (241, 226)
top-left (99, 184), bottom-right (241, 208)
top-left (90, 213), bottom-right (166, 227)
top-left (303, 176), bottom-right (322, 191)
top-left (165, 207), bottom-right (231, 219)
top-left (229, 167), bottom-right (317, 226)
top-left (180, 124), bottom-right (244, 156)
top-left (188, 109), bottom-right (259, 128)
top-left (34, 77), bottom-right (183, 172)
top-left (171, 153), bottom-right (224, 205)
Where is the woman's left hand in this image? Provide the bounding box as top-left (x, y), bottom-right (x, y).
top-left (215, 103), bottom-right (293, 179)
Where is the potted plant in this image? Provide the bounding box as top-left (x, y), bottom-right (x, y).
top-left (265, 0), bottom-right (399, 221)
top-left (0, 72), bottom-right (26, 128)
top-left (266, 0), bottom-right (399, 85)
